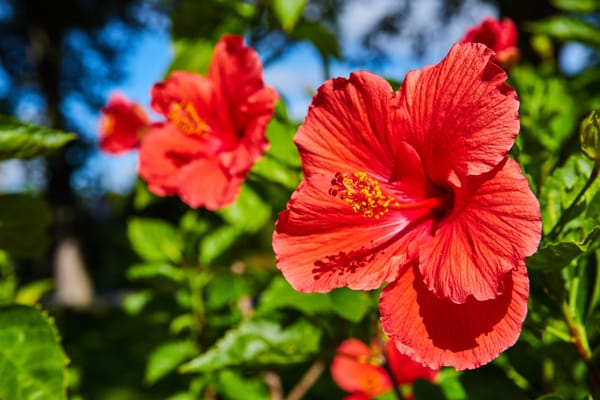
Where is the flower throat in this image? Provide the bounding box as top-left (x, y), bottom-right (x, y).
top-left (328, 171), bottom-right (449, 219)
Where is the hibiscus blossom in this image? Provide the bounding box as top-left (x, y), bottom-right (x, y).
top-left (331, 338), bottom-right (437, 400)
top-left (461, 17), bottom-right (520, 70)
top-left (273, 43), bottom-right (542, 370)
top-left (98, 92), bottom-right (150, 154)
top-left (138, 34), bottom-right (278, 209)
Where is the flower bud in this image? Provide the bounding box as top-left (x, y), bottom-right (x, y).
top-left (580, 110), bottom-right (600, 161)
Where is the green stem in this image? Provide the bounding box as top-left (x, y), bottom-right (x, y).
top-left (548, 163), bottom-right (599, 240)
top-left (587, 253), bottom-right (600, 319)
top-left (187, 269), bottom-right (209, 341)
top-left (562, 302), bottom-right (600, 395)
top-left (382, 354), bottom-right (405, 400)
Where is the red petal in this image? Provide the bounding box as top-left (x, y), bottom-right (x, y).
top-left (419, 158), bottom-right (541, 302)
top-left (177, 157), bottom-right (243, 210)
top-left (208, 35), bottom-right (276, 131)
top-left (384, 340), bottom-right (438, 384)
top-left (461, 17), bottom-right (503, 50)
top-left (344, 394), bottom-right (371, 400)
top-left (273, 174), bottom-right (433, 292)
top-left (99, 93), bottom-right (149, 153)
top-left (380, 264), bottom-right (529, 370)
top-left (331, 339), bottom-right (392, 396)
top-left (220, 87), bottom-right (278, 176)
top-left (295, 71), bottom-right (397, 180)
top-left (151, 71), bottom-right (215, 120)
top-left (497, 18), bottom-right (519, 52)
top-left (394, 43), bottom-right (519, 186)
top-left (138, 123), bottom-right (205, 196)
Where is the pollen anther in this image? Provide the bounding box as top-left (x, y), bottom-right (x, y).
top-left (329, 171), bottom-right (394, 219)
top-left (168, 102), bottom-right (210, 137)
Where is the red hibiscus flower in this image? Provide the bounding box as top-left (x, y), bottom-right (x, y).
top-left (98, 92), bottom-right (150, 154)
top-left (461, 17), bottom-right (520, 70)
top-left (331, 339), bottom-right (392, 399)
top-left (331, 338), bottom-right (438, 399)
top-left (138, 34), bottom-right (278, 209)
top-left (273, 43), bottom-right (542, 370)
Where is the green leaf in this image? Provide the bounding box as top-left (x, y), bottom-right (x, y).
top-left (145, 340), bottom-right (197, 385)
top-left (133, 178), bottom-right (160, 211)
top-left (251, 157), bottom-right (302, 190)
top-left (127, 218), bottom-right (182, 263)
top-left (215, 370), bottom-right (270, 400)
top-left (217, 185), bottom-right (271, 233)
top-left (0, 251), bottom-right (16, 305)
top-left (169, 314), bottom-right (195, 335)
top-left (0, 116), bottom-right (75, 161)
top-left (257, 276), bottom-right (372, 322)
top-left (168, 39), bottom-right (214, 75)
top-left (0, 305), bottom-right (67, 400)
top-left (264, 113), bottom-right (301, 168)
top-left (528, 226), bottom-right (600, 272)
top-left (126, 262), bottom-right (186, 283)
top-left (14, 279), bottom-right (54, 305)
top-left (180, 319), bottom-right (321, 373)
top-left (528, 16), bottom-right (600, 51)
top-left (205, 273), bottom-right (251, 310)
top-left (527, 242), bottom-right (584, 271)
top-left (329, 288), bottom-right (371, 323)
top-left (437, 368), bottom-right (467, 400)
top-left (292, 19), bottom-right (341, 59)
top-left (0, 194), bottom-right (51, 260)
top-left (511, 66), bottom-right (577, 152)
top-left (272, 0), bottom-right (307, 32)
top-left (199, 225), bottom-right (242, 265)
top-left (540, 154), bottom-right (598, 236)
top-left (122, 290), bottom-right (154, 316)
top-left (256, 275), bottom-right (333, 317)
top-left (552, 0), bottom-right (600, 12)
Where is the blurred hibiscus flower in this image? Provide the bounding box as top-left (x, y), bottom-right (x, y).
top-left (138, 34), bottom-right (278, 209)
top-left (98, 92), bottom-right (150, 154)
top-left (460, 16), bottom-right (520, 70)
top-left (273, 43), bottom-right (541, 370)
top-left (331, 338), bottom-right (437, 399)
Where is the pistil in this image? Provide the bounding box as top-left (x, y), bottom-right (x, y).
top-left (329, 171), bottom-right (448, 219)
top-left (168, 102), bottom-right (211, 137)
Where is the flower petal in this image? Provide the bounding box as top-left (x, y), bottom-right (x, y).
top-left (138, 123), bottom-right (206, 196)
top-left (384, 340), bottom-right (438, 384)
top-left (273, 174), bottom-right (433, 292)
top-left (208, 35), bottom-right (275, 130)
top-left (380, 264), bottom-right (529, 370)
top-left (331, 339), bottom-right (392, 396)
top-left (295, 71), bottom-right (396, 179)
top-left (419, 158), bottom-right (541, 302)
top-left (220, 86), bottom-right (278, 176)
top-left (99, 93), bottom-right (149, 153)
top-left (151, 71), bottom-right (215, 120)
top-left (394, 42), bottom-right (519, 185)
top-left (177, 157), bottom-right (243, 210)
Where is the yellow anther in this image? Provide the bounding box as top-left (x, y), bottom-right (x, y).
top-left (329, 171), bottom-right (395, 219)
top-left (100, 115), bottom-right (115, 136)
top-left (167, 102), bottom-right (210, 136)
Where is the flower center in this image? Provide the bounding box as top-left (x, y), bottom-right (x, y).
top-left (100, 115), bottom-right (115, 136)
top-left (167, 102), bottom-right (210, 137)
top-left (329, 171), bottom-right (448, 219)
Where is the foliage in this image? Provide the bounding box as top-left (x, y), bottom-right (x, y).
top-left (1, 0), bottom-right (600, 399)
top-left (0, 305), bottom-right (68, 400)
